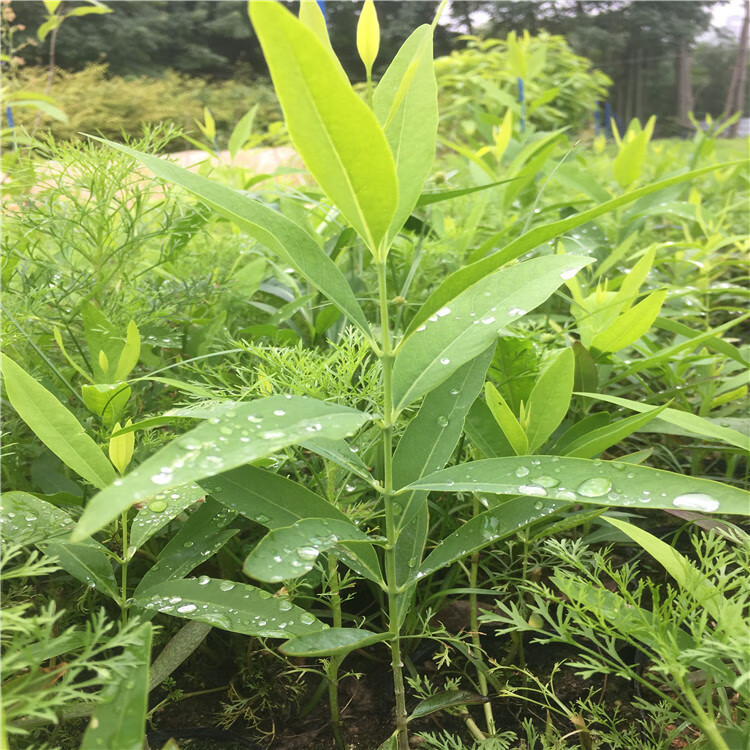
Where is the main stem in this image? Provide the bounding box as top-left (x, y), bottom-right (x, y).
top-left (377, 258), bottom-right (409, 750)
top-left (120, 510), bottom-right (129, 627)
top-left (327, 553), bottom-right (345, 750)
top-left (469, 496), bottom-right (496, 736)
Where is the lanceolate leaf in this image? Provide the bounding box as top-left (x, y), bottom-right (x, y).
top-left (301, 437), bottom-right (374, 481)
top-left (603, 518), bottom-right (736, 627)
top-left (249, 1), bottom-right (398, 252)
top-left (409, 690), bottom-right (489, 721)
top-left (404, 457), bottom-right (750, 516)
top-left (43, 540), bottom-right (119, 600)
top-left (128, 482), bottom-right (206, 555)
top-left (416, 497), bottom-right (569, 581)
top-left (81, 623), bottom-right (152, 750)
top-left (576, 393), bottom-right (749, 451)
top-left (392, 346), bottom-right (494, 530)
top-left (244, 518), bottom-right (383, 584)
top-left (373, 25), bottom-right (438, 244)
top-left (200, 466), bottom-right (383, 583)
top-left (563, 403), bottom-right (670, 458)
top-left (134, 577), bottom-right (326, 638)
top-left (405, 161), bottom-right (743, 335)
top-left (73, 397), bottom-right (371, 540)
top-left (525, 348), bottom-right (575, 452)
top-left (134, 500), bottom-right (238, 595)
top-left (280, 628), bottom-right (386, 657)
top-left (392, 255), bottom-right (592, 412)
top-left (92, 139), bottom-right (372, 340)
top-left (1, 355), bottom-right (117, 490)
top-left (591, 289), bottom-right (667, 354)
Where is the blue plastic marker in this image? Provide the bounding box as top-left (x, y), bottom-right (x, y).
top-left (604, 101), bottom-right (611, 141)
top-left (517, 77), bottom-right (526, 133)
top-left (594, 101), bottom-right (601, 136)
top-left (316, 0), bottom-right (328, 25)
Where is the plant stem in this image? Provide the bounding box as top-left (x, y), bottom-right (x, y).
top-left (120, 510), bottom-right (129, 627)
top-left (470, 495), bottom-right (496, 736)
top-left (327, 553), bottom-right (346, 750)
top-left (377, 258), bottom-right (409, 750)
top-left (679, 676), bottom-right (730, 750)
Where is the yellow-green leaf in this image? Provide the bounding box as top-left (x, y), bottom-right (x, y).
top-left (249, 1), bottom-right (398, 253)
top-left (591, 289), bottom-right (666, 353)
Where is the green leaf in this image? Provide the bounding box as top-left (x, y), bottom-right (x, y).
top-left (280, 627), bottom-right (386, 657)
top-left (373, 25), bottom-right (437, 244)
top-left (416, 179), bottom-right (514, 208)
top-left (200, 466), bottom-right (383, 583)
top-left (417, 497), bottom-right (569, 581)
top-left (301, 437), bottom-right (373, 481)
top-left (603, 517), bottom-right (733, 625)
top-left (563, 403), bottom-right (670, 458)
top-left (0, 491), bottom-right (74, 545)
top-left (43, 540), bottom-right (118, 600)
top-left (612, 313), bottom-right (750, 382)
top-left (243, 518), bottom-right (383, 584)
top-left (525, 348), bottom-right (575, 452)
top-left (129, 483), bottom-right (205, 555)
top-left (135, 499), bottom-right (238, 595)
top-left (377, 731), bottom-right (399, 750)
top-left (249, 2), bottom-right (398, 252)
top-left (404, 161), bottom-right (742, 335)
top-left (485, 382), bottom-right (527, 455)
top-left (0, 354), bottom-right (116, 490)
top-left (90, 138), bottom-right (372, 340)
top-left (576, 393), bottom-right (749, 451)
top-left (591, 290), bottom-right (666, 354)
top-left (409, 690), bottom-right (488, 721)
top-left (81, 383), bottom-right (131, 427)
top-left (392, 255), bottom-right (592, 412)
top-left (653, 316), bottom-right (748, 368)
top-left (464, 399), bottom-right (514, 458)
top-left (73, 396), bottom-right (371, 540)
top-left (392, 346), bottom-right (494, 529)
top-left (81, 622), bottom-right (151, 750)
top-left (228, 105), bottom-right (258, 160)
top-left (404, 457), bottom-right (750, 516)
top-left (134, 577), bottom-right (326, 637)
top-left (81, 303), bottom-right (122, 382)
top-left (113, 320), bottom-right (140, 381)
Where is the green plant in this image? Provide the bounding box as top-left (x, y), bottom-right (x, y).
top-left (485, 528), bottom-right (750, 749)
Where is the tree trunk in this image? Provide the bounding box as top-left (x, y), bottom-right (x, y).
top-left (675, 41), bottom-right (694, 130)
top-left (723, 0), bottom-right (749, 136)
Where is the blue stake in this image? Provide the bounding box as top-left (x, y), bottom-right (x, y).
top-left (5, 105), bottom-right (16, 151)
top-left (517, 77), bottom-right (526, 133)
top-left (604, 101), bottom-right (611, 141)
top-left (594, 101), bottom-right (601, 136)
top-left (316, 0), bottom-right (328, 25)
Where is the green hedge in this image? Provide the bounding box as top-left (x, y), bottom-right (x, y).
top-left (4, 64), bottom-right (283, 150)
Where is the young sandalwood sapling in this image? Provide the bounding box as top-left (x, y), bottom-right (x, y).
top-left (51, 2), bottom-right (750, 747)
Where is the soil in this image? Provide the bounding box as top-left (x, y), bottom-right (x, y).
top-left (145, 624), bottom-right (639, 750)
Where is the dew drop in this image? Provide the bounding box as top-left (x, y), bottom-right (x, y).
top-left (436, 307), bottom-right (451, 317)
top-left (437, 415), bottom-right (449, 428)
top-left (519, 484), bottom-right (547, 497)
top-left (576, 477), bottom-right (613, 498)
top-left (533, 500), bottom-right (545, 510)
top-left (533, 476), bottom-right (559, 488)
top-left (148, 500), bottom-right (168, 513)
top-left (297, 547), bottom-right (319, 562)
top-left (440, 357), bottom-right (451, 365)
top-left (560, 268), bottom-right (579, 280)
top-left (151, 473), bottom-right (171, 485)
top-left (300, 612), bottom-right (316, 625)
top-left (508, 307), bottom-right (527, 316)
top-left (672, 493), bottom-right (719, 512)
top-left (177, 603), bottom-right (197, 614)
top-left (197, 575), bottom-right (210, 585)
top-left (278, 600), bottom-right (293, 611)
top-left (515, 466), bottom-right (530, 478)
top-left (219, 580), bottom-right (235, 591)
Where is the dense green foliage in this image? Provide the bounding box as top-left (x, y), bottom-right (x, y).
top-left (1, 2), bottom-right (748, 750)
